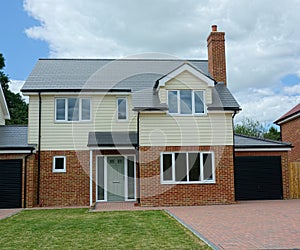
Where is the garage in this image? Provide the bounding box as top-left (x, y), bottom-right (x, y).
top-left (234, 156), bottom-right (283, 200)
top-left (234, 134), bottom-right (292, 201)
top-left (0, 160), bottom-right (22, 208)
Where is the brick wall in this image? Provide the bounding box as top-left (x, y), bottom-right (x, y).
top-left (39, 150), bottom-right (90, 206)
top-left (139, 145), bottom-right (235, 206)
top-left (281, 118), bottom-right (300, 162)
top-left (235, 151), bottom-right (289, 199)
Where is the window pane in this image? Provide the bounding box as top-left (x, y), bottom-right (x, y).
top-left (68, 98), bottom-right (79, 121)
top-left (118, 98), bottom-right (127, 120)
top-left (175, 153), bottom-right (187, 181)
top-left (97, 157), bottom-right (105, 200)
top-left (203, 153), bottom-right (213, 180)
top-left (56, 99), bottom-right (66, 121)
top-left (168, 91), bottom-right (178, 113)
top-left (195, 91), bottom-right (205, 114)
top-left (189, 153), bottom-right (200, 181)
top-left (180, 90), bottom-right (192, 114)
top-left (55, 158), bottom-right (65, 170)
top-left (81, 99), bottom-right (91, 120)
top-left (127, 156), bottom-right (135, 199)
top-left (162, 154), bottom-right (172, 181)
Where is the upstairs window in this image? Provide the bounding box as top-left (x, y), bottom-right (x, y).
top-left (117, 97), bottom-right (128, 121)
top-left (167, 90), bottom-right (205, 115)
top-left (55, 98), bottom-right (91, 122)
top-left (161, 152), bottom-right (215, 184)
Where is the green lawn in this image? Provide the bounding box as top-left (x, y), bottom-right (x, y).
top-left (0, 209), bottom-right (210, 249)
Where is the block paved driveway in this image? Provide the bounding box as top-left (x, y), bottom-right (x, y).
top-left (167, 200), bottom-right (300, 250)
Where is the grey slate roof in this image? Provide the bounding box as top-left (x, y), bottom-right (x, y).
top-left (0, 125), bottom-right (35, 150)
top-left (88, 131), bottom-right (138, 147)
top-left (22, 58), bottom-right (240, 111)
top-left (234, 134), bottom-right (292, 148)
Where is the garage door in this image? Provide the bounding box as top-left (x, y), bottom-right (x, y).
top-left (0, 160), bottom-right (22, 208)
top-left (234, 156), bottom-right (283, 200)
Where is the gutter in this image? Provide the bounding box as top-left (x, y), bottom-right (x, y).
top-left (37, 92), bottom-right (42, 205)
top-left (24, 148), bottom-right (34, 208)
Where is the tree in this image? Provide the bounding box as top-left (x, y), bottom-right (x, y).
top-left (234, 118), bottom-right (266, 138)
top-left (0, 53), bottom-right (28, 124)
top-left (263, 126), bottom-right (281, 141)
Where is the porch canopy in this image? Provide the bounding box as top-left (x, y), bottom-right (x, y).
top-left (87, 131), bottom-right (138, 149)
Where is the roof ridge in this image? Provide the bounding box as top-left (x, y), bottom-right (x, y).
top-left (38, 58), bottom-right (208, 62)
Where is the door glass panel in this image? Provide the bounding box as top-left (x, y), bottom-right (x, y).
top-left (97, 157), bottom-right (105, 200)
top-left (162, 154), bottom-right (172, 181)
top-left (127, 156), bottom-right (135, 200)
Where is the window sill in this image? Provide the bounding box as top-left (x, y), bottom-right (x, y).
top-left (161, 181), bottom-right (215, 185)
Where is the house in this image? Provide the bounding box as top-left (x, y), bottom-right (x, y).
top-left (0, 25), bottom-right (291, 208)
top-left (0, 87), bottom-right (35, 208)
top-left (275, 103), bottom-right (300, 162)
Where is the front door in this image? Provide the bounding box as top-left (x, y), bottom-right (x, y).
top-left (107, 157), bottom-right (125, 202)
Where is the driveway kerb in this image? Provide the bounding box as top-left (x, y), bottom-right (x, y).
top-left (0, 209), bottom-right (23, 220)
top-left (165, 209), bottom-right (219, 250)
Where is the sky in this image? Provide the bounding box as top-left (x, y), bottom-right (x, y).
top-left (1, 0), bottom-right (300, 126)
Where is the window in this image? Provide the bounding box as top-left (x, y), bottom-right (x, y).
top-left (167, 90), bottom-right (205, 115)
top-left (117, 97), bottom-right (128, 121)
top-left (160, 152), bottom-right (215, 184)
top-left (53, 156), bottom-right (66, 173)
top-left (55, 98), bottom-right (91, 122)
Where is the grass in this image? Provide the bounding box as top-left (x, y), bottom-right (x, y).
top-left (0, 209), bottom-right (210, 249)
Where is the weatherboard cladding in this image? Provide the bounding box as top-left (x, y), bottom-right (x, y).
top-left (22, 58), bottom-right (239, 111)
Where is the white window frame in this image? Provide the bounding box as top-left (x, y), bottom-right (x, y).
top-left (116, 97), bottom-right (128, 122)
top-left (167, 90), bottom-right (206, 116)
top-left (53, 156), bottom-right (66, 173)
top-left (160, 151), bottom-right (215, 184)
top-left (55, 98), bottom-right (92, 122)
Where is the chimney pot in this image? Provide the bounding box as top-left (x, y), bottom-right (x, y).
top-left (212, 25), bottom-right (217, 32)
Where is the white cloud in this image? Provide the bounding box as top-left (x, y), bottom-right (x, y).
top-left (23, 0), bottom-right (300, 123)
top-left (283, 83), bottom-right (300, 95)
top-left (9, 80), bottom-right (28, 102)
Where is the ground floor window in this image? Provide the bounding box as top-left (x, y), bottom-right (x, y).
top-left (53, 156), bottom-right (66, 173)
top-left (160, 152), bottom-right (215, 184)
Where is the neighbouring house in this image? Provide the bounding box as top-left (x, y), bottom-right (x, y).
top-left (275, 103), bottom-right (300, 162)
top-left (0, 86), bottom-right (36, 208)
top-left (0, 25), bottom-right (292, 208)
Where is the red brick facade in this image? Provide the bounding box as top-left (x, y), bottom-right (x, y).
top-left (38, 150), bottom-right (90, 207)
top-left (280, 117), bottom-right (300, 162)
top-left (139, 145), bottom-right (235, 206)
top-left (235, 151), bottom-right (290, 199)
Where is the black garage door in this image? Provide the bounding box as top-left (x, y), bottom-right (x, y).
top-left (0, 160), bottom-right (22, 208)
top-left (234, 156), bottom-right (283, 200)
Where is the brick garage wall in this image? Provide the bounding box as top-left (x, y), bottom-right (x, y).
top-left (0, 153), bottom-right (37, 208)
top-left (235, 151), bottom-right (289, 199)
top-left (139, 145), bottom-right (235, 206)
top-left (281, 118), bottom-right (300, 162)
top-left (39, 150), bottom-right (90, 207)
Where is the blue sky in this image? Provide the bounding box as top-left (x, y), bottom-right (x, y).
top-left (1, 0), bottom-right (48, 80)
top-left (1, 0), bottom-right (300, 124)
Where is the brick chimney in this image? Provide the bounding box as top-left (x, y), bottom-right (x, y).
top-left (207, 25), bottom-right (227, 85)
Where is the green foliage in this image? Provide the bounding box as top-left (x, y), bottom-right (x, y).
top-left (235, 117), bottom-right (281, 141)
top-left (264, 126), bottom-right (281, 141)
top-left (0, 53), bottom-right (28, 124)
top-left (235, 117), bottom-right (266, 138)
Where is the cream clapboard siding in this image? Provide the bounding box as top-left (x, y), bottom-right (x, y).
top-left (0, 105), bottom-right (5, 125)
top-left (28, 94), bottom-right (137, 150)
top-left (139, 112), bottom-right (233, 146)
top-left (158, 70), bottom-right (212, 104)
